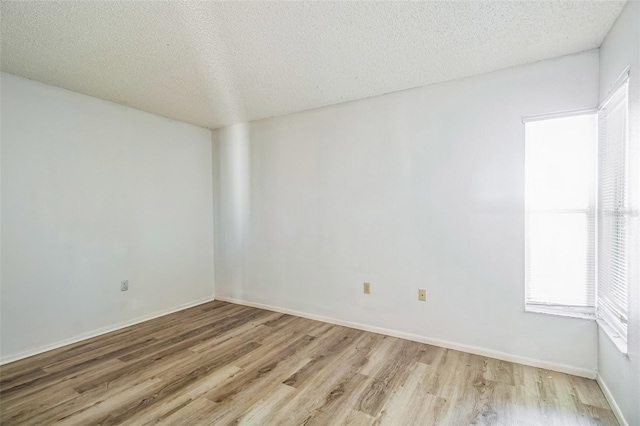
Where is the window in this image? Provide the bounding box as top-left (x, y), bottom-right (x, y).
top-left (597, 76), bottom-right (630, 351)
top-left (524, 113), bottom-right (597, 318)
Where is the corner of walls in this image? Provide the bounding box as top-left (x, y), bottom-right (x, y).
top-left (211, 128), bottom-right (220, 299)
top-left (597, 373), bottom-right (631, 426)
top-left (212, 123), bottom-right (251, 299)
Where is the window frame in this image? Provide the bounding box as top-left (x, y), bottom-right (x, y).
top-left (596, 71), bottom-right (631, 354)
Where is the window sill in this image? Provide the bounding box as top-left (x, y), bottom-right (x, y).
top-left (525, 304), bottom-right (595, 320)
top-left (596, 319), bottom-right (628, 355)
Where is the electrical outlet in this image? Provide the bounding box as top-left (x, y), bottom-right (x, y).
top-left (418, 288), bottom-right (426, 302)
top-left (121, 280), bottom-right (129, 292)
top-left (363, 282), bottom-right (371, 294)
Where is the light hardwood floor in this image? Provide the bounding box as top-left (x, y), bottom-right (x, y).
top-left (0, 301), bottom-right (617, 425)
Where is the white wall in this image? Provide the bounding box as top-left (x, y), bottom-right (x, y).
top-left (598, 1), bottom-right (640, 424)
top-left (0, 73), bottom-right (215, 362)
top-left (214, 50), bottom-right (600, 374)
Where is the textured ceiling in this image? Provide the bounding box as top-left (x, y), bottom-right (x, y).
top-left (0, 1), bottom-right (626, 129)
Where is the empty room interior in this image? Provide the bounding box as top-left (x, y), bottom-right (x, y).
top-left (1, 1), bottom-right (639, 425)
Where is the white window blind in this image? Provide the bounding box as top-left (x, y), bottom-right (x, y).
top-left (525, 113), bottom-right (597, 317)
top-left (597, 77), bottom-right (630, 345)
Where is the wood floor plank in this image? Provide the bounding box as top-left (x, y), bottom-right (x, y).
top-left (156, 396), bottom-right (219, 426)
top-left (204, 333), bottom-right (316, 405)
top-left (1, 358), bottom-right (128, 424)
top-left (303, 372), bottom-right (370, 426)
top-left (377, 361), bottom-right (446, 426)
top-left (188, 313), bottom-right (281, 353)
top-left (0, 301), bottom-right (618, 426)
top-left (118, 364), bottom-right (243, 426)
top-left (570, 374), bottom-right (612, 410)
top-left (57, 377), bottom-right (165, 426)
top-left (484, 357), bottom-right (516, 386)
top-left (236, 383), bottom-right (297, 426)
top-left (355, 338), bottom-right (425, 417)
top-left (92, 342), bottom-right (262, 425)
top-left (0, 367), bottom-right (48, 393)
top-left (118, 307), bottom-right (272, 362)
top-left (223, 330), bottom-right (360, 412)
top-left (282, 327), bottom-right (364, 388)
top-left (0, 301), bottom-right (227, 381)
top-left (344, 409), bottom-right (376, 426)
top-left (197, 356), bottom-right (313, 425)
top-left (195, 327), bottom-right (368, 424)
top-left (264, 332), bottom-right (396, 425)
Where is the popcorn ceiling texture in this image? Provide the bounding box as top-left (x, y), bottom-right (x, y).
top-left (0, 1), bottom-right (626, 129)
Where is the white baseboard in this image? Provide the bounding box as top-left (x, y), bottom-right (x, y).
top-left (597, 374), bottom-right (629, 426)
top-left (216, 296), bottom-right (597, 380)
top-left (1, 294), bottom-right (600, 383)
top-left (0, 295), bottom-right (216, 366)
